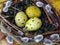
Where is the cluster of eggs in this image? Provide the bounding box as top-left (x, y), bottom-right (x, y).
top-left (15, 5), bottom-right (42, 31)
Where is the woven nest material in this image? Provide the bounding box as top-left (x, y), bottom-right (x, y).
top-left (0, 0), bottom-right (60, 45)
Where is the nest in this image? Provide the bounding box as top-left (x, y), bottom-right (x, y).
top-left (0, 0), bottom-right (60, 45)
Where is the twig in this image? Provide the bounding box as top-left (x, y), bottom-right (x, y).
top-left (53, 43), bottom-right (60, 45)
top-left (11, 6), bottom-right (21, 11)
top-left (3, 15), bottom-right (14, 18)
top-left (33, 0), bottom-right (59, 29)
top-left (0, 15), bottom-right (24, 34)
top-left (43, 30), bottom-right (60, 35)
top-left (40, 0), bottom-right (59, 28)
top-left (55, 39), bottom-right (60, 43)
top-left (44, 0), bottom-right (60, 28)
top-left (0, 22), bottom-right (21, 44)
top-left (33, 0), bottom-right (53, 24)
top-left (11, 6), bottom-right (17, 23)
top-left (42, 6), bottom-right (53, 24)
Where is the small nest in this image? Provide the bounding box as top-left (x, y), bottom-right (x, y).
top-left (0, 0), bottom-right (60, 44)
